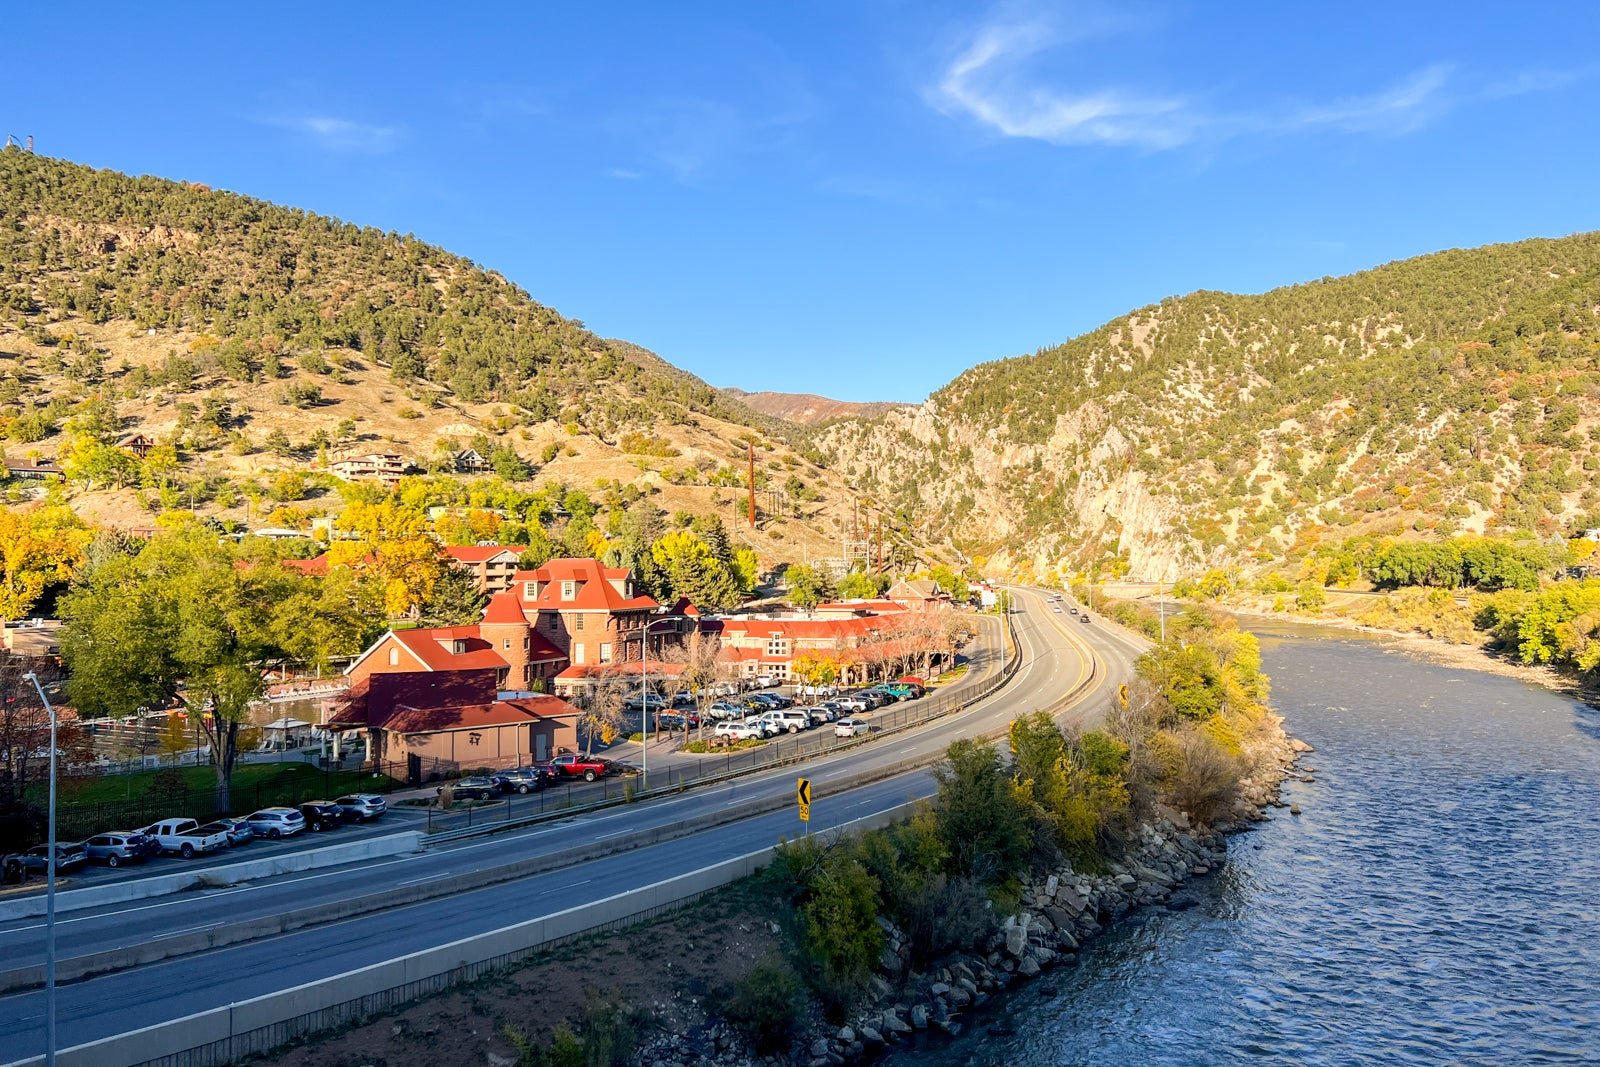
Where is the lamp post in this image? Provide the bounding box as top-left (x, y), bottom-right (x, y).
top-left (23, 671), bottom-right (57, 1067)
top-left (638, 617), bottom-right (678, 789)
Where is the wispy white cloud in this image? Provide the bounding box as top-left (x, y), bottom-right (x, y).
top-left (934, 18), bottom-right (1195, 149)
top-left (608, 167), bottom-right (643, 180)
top-left (268, 115), bottom-right (401, 152)
top-left (932, 9), bottom-right (1587, 152)
top-left (1283, 64), bottom-right (1453, 134)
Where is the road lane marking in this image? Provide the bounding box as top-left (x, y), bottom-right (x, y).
top-left (396, 871), bottom-right (455, 888)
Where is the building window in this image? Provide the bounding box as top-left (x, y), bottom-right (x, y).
top-left (503, 638), bottom-right (511, 650)
top-left (574, 644), bottom-right (586, 665)
top-left (600, 643), bottom-right (612, 663)
top-left (523, 635), bottom-right (530, 649)
top-left (562, 580), bottom-right (577, 601)
top-left (575, 613), bottom-right (585, 631)
top-left (388, 646), bottom-right (399, 666)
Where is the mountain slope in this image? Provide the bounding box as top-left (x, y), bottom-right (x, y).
top-left (721, 389), bottom-right (906, 426)
top-left (816, 233), bottom-right (1600, 580)
top-left (0, 149), bottom-right (923, 569)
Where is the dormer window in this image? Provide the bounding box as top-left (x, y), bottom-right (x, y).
top-left (523, 581), bottom-right (537, 599)
top-left (561, 580), bottom-right (577, 601)
top-left (452, 639), bottom-right (468, 654)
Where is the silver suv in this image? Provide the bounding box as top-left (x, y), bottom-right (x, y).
top-left (334, 794), bottom-right (388, 820)
top-left (241, 807), bottom-right (306, 839)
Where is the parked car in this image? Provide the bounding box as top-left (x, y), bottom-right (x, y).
top-left (83, 832), bottom-right (151, 868)
top-left (299, 800), bottom-right (350, 831)
top-left (334, 794), bottom-right (388, 821)
top-left (490, 769), bottom-right (543, 794)
top-left (833, 694), bottom-right (870, 713)
top-left (22, 842), bottom-right (88, 875)
top-left (139, 817), bottom-right (231, 858)
top-left (240, 807), bottom-right (306, 839)
top-left (801, 705), bottom-right (835, 726)
top-left (766, 709), bottom-right (812, 734)
top-left (713, 720), bottom-right (762, 742)
top-left (438, 776), bottom-right (499, 801)
top-left (886, 683), bottom-right (924, 700)
top-left (541, 753), bottom-right (620, 782)
top-left (752, 673), bottom-right (778, 688)
top-left (198, 819), bottom-right (255, 847)
top-left (834, 717), bottom-right (872, 738)
top-left (746, 714), bottom-right (780, 738)
top-left (623, 692), bottom-right (670, 711)
top-left (794, 683), bottom-right (839, 699)
top-left (709, 701), bottom-right (744, 719)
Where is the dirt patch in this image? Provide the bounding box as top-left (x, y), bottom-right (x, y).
top-left (263, 881), bottom-right (785, 1067)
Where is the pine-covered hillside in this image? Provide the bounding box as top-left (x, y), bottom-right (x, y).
top-left (816, 232), bottom-right (1600, 580)
top-left (0, 148), bottom-right (914, 567)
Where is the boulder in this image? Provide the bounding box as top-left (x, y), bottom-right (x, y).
top-left (910, 1004), bottom-right (930, 1030)
top-left (884, 1013), bottom-right (913, 1036)
top-left (1005, 923), bottom-right (1029, 957)
top-left (1045, 874), bottom-right (1060, 897)
top-left (811, 1039), bottom-right (831, 1059)
top-left (836, 1026), bottom-right (855, 1044)
top-left (1018, 955), bottom-right (1041, 977)
top-left (860, 1027), bottom-right (885, 1047)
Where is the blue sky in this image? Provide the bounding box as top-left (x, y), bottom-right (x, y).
top-left (7, 2), bottom-right (1599, 401)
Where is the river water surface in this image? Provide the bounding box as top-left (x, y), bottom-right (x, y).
top-left (888, 622), bottom-right (1600, 1065)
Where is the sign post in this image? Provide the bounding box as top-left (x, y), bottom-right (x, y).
top-left (797, 777), bottom-right (811, 823)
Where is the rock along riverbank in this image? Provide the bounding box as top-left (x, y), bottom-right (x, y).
top-left (633, 715), bottom-right (1305, 1067)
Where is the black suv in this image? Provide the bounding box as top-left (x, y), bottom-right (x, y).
top-left (299, 800), bottom-right (349, 831)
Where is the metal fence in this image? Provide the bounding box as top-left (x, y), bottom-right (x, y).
top-left (49, 758), bottom-right (441, 842)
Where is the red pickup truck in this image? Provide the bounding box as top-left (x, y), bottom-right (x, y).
top-left (542, 753), bottom-right (616, 782)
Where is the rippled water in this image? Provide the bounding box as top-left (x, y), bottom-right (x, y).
top-left (887, 624), bottom-right (1600, 1066)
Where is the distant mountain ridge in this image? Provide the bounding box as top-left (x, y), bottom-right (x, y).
top-left (722, 388), bottom-right (907, 425)
top-left (815, 232), bottom-right (1600, 581)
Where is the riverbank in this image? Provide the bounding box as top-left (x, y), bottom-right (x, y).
top-left (1220, 597), bottom-right (1594, 701)
top-left (260, 707), bottom-right (1301, 1067)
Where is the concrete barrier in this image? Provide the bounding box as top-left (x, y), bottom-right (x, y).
top-left (1, 801), bottom-right (922, 1067)
top-left (0, 832), bottom-right (424, 922)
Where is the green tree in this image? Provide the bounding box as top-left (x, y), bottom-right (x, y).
top-left (783, 562), bottom-right (833, 614)
top-left (931, 738), bottom-right (1030, 884)
top-left (424, 562), bottom-right (490, 625)
top-left (58, 531), bottom-right (303, 810)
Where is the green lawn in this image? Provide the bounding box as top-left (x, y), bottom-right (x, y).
top-left (54, 762), bottom-right (400, 840)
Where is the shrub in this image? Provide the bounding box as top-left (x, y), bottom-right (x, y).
top-left (1166, 727), bottom-right (1245, 826)
top-left (721, 956), bottom-right (803, 1054)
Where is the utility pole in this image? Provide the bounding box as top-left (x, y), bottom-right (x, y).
top-left (746, 443), bottom-right (756, 528)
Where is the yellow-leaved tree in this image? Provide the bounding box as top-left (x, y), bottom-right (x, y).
top-left (0, 505), bottom-right (92, 619)
top-left (332, 501), bottom-right (444, 619)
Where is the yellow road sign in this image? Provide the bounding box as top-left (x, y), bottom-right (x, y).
top-left (798, 777), bottom-right (811, 822)
top-left (1118, 683), bottom-right (1129, 709)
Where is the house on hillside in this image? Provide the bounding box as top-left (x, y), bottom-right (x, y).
top-left (115, 432), bottom-right (154, 459)
top-left (330, 451), bottom-right (408, 487)
top-left (886, 578), bottom-right (944, 606)
top-left (451, 447), bottom-right (490, 473)
top-left (3, 455), bottom-right (62, 480)
top-left (443, 545), bottom-right (523, 593)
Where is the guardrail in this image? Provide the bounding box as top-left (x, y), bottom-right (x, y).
top-left (425, 610), bottom-right (1022, 842)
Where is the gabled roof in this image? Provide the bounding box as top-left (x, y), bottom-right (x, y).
top-left (392, 627), bottom-right (509, 671)
top-left (383, 695), bottom-right (576, 735)
top-left (511, 557), bottom-right (659, 613)
top-left (445, 545), bottom-right (522, 564)
top-left (281, 555), bottom-right (329, 575)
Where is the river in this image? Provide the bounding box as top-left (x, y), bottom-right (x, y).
top-left (886, 622), bottom-right (1600, 1065)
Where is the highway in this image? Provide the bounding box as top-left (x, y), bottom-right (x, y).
top-left (0, 588), bottom-right (1149, 1061)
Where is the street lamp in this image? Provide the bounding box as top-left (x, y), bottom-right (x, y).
top-left (638, 617), bottom-right (680, 789)
top-left (23, 671), bottom-right (57, 1067)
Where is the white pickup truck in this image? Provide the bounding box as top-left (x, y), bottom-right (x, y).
top-left (139, 817), bottom-right (230, 858)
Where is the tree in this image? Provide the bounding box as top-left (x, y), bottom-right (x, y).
top-left (791, 652), bottom-right (839, 690)
top-left (0, 505), bottom-right (91, 618)
top-left (59, 531), bottom-right (301, 811)
top-left (784, 562), bottom-right (833, 614)
top-left (423, 562), bottom-right (489, 626)
top-left (651, 530), bottom-right (740, 611)
top-left (837, 569), bottom-right (887, 600)
top-left (0, 656), bottom-right (91, 853)
top-left (931, 738), bottom-right (1030, 884)
top-left (579, 669), bottom-right (632, 757)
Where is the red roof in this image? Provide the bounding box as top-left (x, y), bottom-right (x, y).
top-left (481, 590), bottom-right (528, 625)
top-left (511, 557), bottom-right (659, 613)
top-left (444, 545), bottom-right (522, 564)
top-left (383, 695), bottom-right (576, 734)
top-left (282, 555), bottom-right (329, 575)
top-left (555, 659), bottom-right (687, 680)
top-left (326, 670), bottom-right (499, 728)
top-left (389, 627), bottom-right (509, 672)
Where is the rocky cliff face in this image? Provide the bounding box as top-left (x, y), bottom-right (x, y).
top-left (816, 232), bottom-right (1600, 582)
